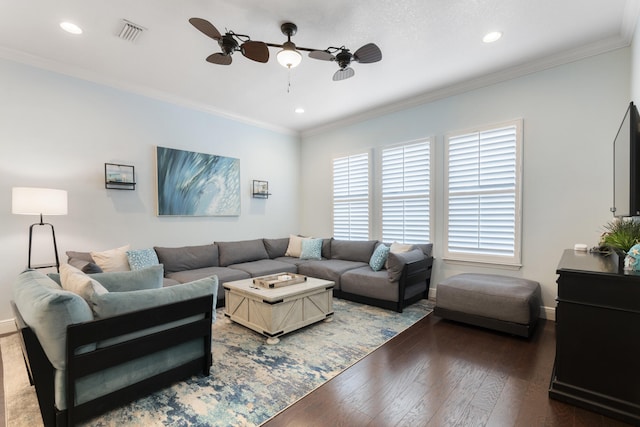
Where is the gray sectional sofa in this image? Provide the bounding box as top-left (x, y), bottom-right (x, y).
top-left (69, 237), bottom-right (434, 313)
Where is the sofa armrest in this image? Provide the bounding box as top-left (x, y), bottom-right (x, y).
top-left (395, 254), bottom-right (434, 312)
top-left (64, 294), bottom-right (213, 425)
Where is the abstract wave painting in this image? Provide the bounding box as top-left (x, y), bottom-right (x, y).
top-left (156, 146), bottom-right (240, 216)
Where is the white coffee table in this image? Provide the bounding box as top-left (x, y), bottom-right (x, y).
top-left (223, 274), bottom-right (334, 344)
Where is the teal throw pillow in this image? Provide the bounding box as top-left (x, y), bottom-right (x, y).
top-left (369, 244), bottom-right (390, 271)
top-left (126, 248), bottom-right (160, 271)
top-left (300, 238), bottom-right (323, 260)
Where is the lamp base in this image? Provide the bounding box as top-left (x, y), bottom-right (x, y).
top-left (28, 221), bottom-right (60, 273)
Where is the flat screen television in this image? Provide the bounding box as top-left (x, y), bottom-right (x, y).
top-left (612, 101), bottom-right (640, 217)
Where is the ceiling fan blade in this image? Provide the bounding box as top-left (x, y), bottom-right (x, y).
top-left (241, 41), bottom-right (269, 63)
top-left (333, 67), bottom-right (355, 81)
top-left (353, 43), bottom-right (382, 63)
top-left (309, 50), bottom-right (335, 61)
top-left (189, 17), bottom-right (222, 40)
top-left (206, 52), bottom-right (232, 65)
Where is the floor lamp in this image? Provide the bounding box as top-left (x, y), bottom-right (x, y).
top-left (12, 187), bottom-right (68, 272)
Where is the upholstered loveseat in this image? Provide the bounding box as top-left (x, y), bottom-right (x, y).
top-left (69, 236), bottom-right (434, 313)
top-left (12, 267), bottom-right (217, 427)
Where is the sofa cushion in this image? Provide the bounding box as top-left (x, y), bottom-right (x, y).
top-left (89, 276), bottom-right (218, 320)
top-left (300, 238), bottom-right (323, 260)
top-left (387, 249), bottom-right (425, 282)
top-left (263, 238), bottom-right (289, 259)
top-left (89, 264), bottom-right (164, 292)
top-left (321, 238), bottom-right (332, 259)
top-left (12, 270), bottom-right (94, 370)
top-left (154, 244), bottom-right (218, 274)
top-left (91, 244), bottom-right (131, 272)
top-left (229, 259), bottom-right (297, 277)
top-left (57, 339), bottom-right (203, 411)
top-left (126, 248), bottom-right (160, 271)
top-left (341, 267), bottom-right (400, 302)
top-left (297, 259), bottom-right (367, 288)
top-left (217, 239), bottom-right (269, 267)
top-left (59, 264), bottom-right (108, 302)
top-left (331, 239), bottom-right (378, 263)
top-left (274, 256), bottom-right (312, 267)
top-left (369, 244), bottom-right (390, 271)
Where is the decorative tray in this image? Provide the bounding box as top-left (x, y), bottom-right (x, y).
top-left (253, 273), bottom-right (307, 289)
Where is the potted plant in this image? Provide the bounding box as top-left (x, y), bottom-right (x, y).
top-left (600, 218), bottom-right (640, 252)
top-left (600, 218), bottom-right (640, 270)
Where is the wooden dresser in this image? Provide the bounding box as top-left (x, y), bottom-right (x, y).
top-left (549, 249), bottom-right (640, 424)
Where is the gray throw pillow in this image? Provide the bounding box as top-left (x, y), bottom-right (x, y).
top-left (387, 249), bottom-right (425, 282)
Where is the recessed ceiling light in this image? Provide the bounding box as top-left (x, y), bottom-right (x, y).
top-left (482, 31), bottom-right (502, 43)
top-left (60, 21), bottom-right (83, 35)
top-left (295, 107), bottom-right (305, 114)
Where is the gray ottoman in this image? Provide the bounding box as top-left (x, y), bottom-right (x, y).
top-left (434, 273), bottom-right (541, 337)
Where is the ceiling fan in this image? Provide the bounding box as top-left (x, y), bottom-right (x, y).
top-left (308, 44), bottom-right (383, 81)
top-left (188, 18), bottom-right (382, 81)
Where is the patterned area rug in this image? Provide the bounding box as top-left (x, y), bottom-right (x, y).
top-left (3, 298), bottom-right (433, 426)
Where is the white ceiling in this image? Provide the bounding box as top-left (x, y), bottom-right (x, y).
top-left (0, 0), bottom-right (637, 134)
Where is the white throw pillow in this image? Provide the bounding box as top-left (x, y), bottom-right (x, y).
top-left (60, 263), bottom-right (108, 302)
top-left (285, 235), bottom-right (309, 258)
top-left (390, 242), bottom-right (413, 254)
top-left (91, 244), bottom-right (131, 272)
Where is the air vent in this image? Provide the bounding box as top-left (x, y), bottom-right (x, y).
top-left (118, 19), bottom-right (145, 42)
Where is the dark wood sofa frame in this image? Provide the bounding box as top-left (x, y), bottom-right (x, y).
top-left (336, 256), bottom-right (434, 313)
top-left (12, 294), bottom-right (214, 427)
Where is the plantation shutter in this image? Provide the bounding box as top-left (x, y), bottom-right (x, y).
top-left (445, 121), bottom-right (522, 264)
top-left (382, 141), bottom-right (431, 243)
top-left (333, 153), bottom-right (369, 240)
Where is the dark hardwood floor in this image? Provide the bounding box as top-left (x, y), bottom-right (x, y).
top-left (0, 317), bottom-right (631, 427)
top-left (263, 315), bottom-right (632, 427)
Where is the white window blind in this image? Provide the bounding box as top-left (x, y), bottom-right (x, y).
top-left (382, 141), bottom-right (431, 243)
top-left (445, 120), bottom-right (522, 265)
top-left (333, 153), bottom-right (369, 240)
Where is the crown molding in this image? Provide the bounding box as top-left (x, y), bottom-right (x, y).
top-left (301, 36), bottom-right (632, 138)
top-left (0, 46), bottom-right (298, 137)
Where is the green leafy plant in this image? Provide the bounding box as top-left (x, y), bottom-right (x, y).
top-left (600, 218), bottom-right (640, 253)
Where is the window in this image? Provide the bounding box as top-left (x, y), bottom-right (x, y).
top-left (444, 120), bottom-right (522, 266)
top-left (333, 152), bottom-right (369, 240)
top-left (381, 140), bottom-right (431, 243)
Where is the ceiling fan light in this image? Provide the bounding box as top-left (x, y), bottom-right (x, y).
top-left (277, 41), bottom-right (302, 69)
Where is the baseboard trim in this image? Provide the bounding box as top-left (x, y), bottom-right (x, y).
top-left (542, 306), bottom-right (556, 321)
top-left (0, 318), bottom-right (16, 335)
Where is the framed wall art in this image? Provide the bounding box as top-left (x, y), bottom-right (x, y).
top-left (156, 146), bottom-right (240, 216)
top-left (105, 163), bottom-right (136, 190)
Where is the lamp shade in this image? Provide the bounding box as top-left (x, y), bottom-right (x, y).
top-left (12, 187), bottom-right (68, 216)
top-left (277, 41), bottom-right (302, 69)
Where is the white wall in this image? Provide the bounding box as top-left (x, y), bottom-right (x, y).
top-left (0, 58), bottom-right (300, 322)
top-left (300, 48), bottom-right (631, 316)
top-left (632, 13), bottom-right (640, 102)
